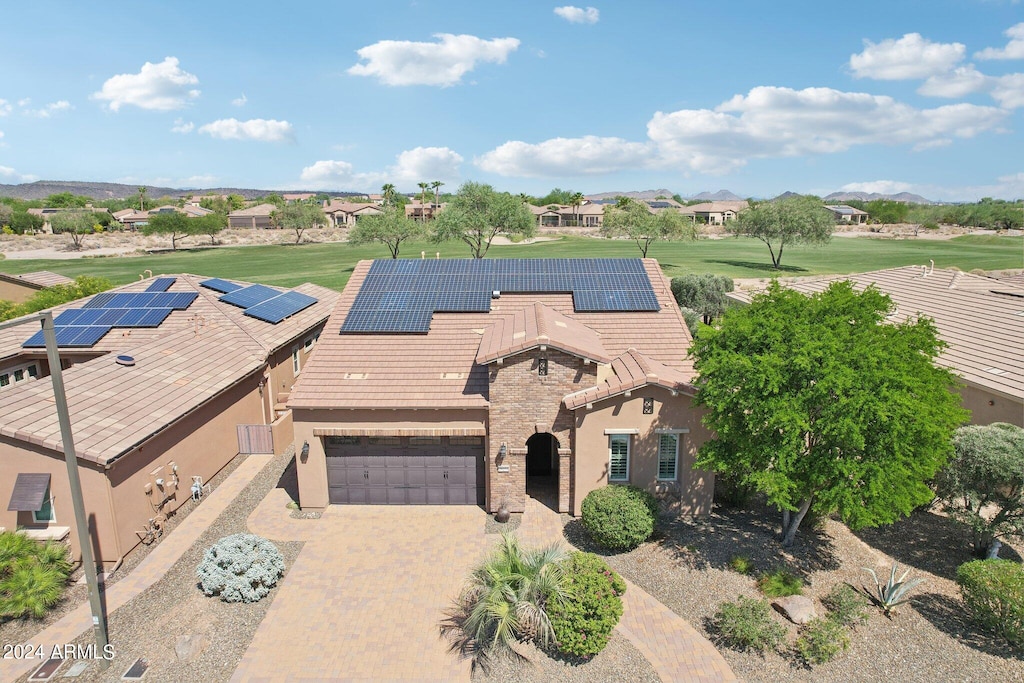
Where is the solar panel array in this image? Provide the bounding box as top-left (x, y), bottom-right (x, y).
top-left (22, 287), bottom-right (197, 348)
top-left (199, 278), bottom-right (243, 294)
top-left (207, 281), bottom-right (319, 324)
top-left (145, 277), bottom-right (176, 292)
top-left (341, 258), bottom-right (660, 334)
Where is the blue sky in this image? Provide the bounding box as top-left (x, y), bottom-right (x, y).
top-left (0, 0), bottom-right (1022, 201)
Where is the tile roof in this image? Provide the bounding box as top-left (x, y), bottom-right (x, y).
top-left (228, 203), bottom-right (277, 217)
top-left (728, 266), bottom-right (1024, 400)
top-left (289, 258), bottom-right (694, 410)
top-left (0, 275), bottom-right (339, 464)
top-left (476, 302), bottom-right (613, 365)
top-left (0, 271), bottom-right (75, 289)
top-left (323, 201), bottom-right (381, 215)
top-left (563, 348), bottom-right (697, 410)
top-left (685, 201), bottom-right (749, 213)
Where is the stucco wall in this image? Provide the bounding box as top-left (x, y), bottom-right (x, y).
top-left (573, 386), bottom-right (715, 517)
top-left (0, 280), bottom-right (40, 304)
top-left (961, 384), bottom-right (1023, 427)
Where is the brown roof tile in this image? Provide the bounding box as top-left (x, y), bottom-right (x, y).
top-left (0, 271), bottom-right (75, 289)
top-left (563, 348), bottom-right (697, 410)
top-left (476, 302), bottom-right (612, 364)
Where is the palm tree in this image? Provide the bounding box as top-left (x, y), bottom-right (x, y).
top-left (138, 186), bottom-right (148, 211)
top-left (570, 192), bottom-right (584, 227)
top-left (417, 182), bottom-right (430, 220)
top-left (431, 180), bottom-right (444, 210)
top-left (381, 183), bottom-right (397, 208)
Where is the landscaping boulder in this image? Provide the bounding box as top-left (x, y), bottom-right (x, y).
top-left (175, 634), bottom-right (208, 662)
top-left (772, 595), bottom-right (817, 624)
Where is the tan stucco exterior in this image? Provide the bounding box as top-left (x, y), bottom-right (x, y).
top-left (0, 280), bottom-right (42, 304)
top-left (961, 384), bottom-right (1024, 427)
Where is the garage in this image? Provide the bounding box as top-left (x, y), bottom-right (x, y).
top-left (324, 435), bottom-right (484, 505)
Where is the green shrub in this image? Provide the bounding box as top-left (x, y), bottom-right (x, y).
top-left (548, 552), bottom-right (626, 657)
top-left (581, 485), bottom-right (658, 551)
top-left (197, 533), bottom-right (285, 603)
top-left (957, 559), bottom-right (1024, 648)
top-left (863, 562), bottom-right (925, 616)
top-left (795, 617), bottom-right (849, 665)
top-left (822, 583), bottom-right (869, 627)
top-left (0, 531), bottom-right (71, 619)
top-left (713, 596), bottom-right (786, 652)
top-left (729, 555), bottom-right (754, 575)
top-left (758, 569), bottom-right (803, 598)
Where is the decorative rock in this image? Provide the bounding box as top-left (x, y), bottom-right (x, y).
top-left (772, 595), bottom-right (817, 624)
top-left (175, 634), bottom-right (208, 662)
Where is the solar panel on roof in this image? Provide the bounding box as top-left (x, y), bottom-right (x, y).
top-left (22, 325), bottom-right (111, 348)
top-left (199, 278), bottom-right (243, 293)
top-left (147, 292), bottom-right (197, 309)
top-left (83, 292), bottom-right (117, 308)
top-left (145, 277), bottom-right (176, 292)
top-left (106, 292), bottom-right (159, 308)
top-left (113, 308), bottom-right (154, 327)
top-left (219, 284), bottom-right (281, 309)
top-left (53, 309), bottom-right (86, 325)
top-left (243, 291), bottom-right (318, 324)
top-left (95, 308), bottom-right (131, 326)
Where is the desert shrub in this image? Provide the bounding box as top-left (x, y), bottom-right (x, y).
top-left (547, 552), bottom-right (626, 657)
top-left (0, 531), bottom-right (70, 619)
top-left (863, 562), bottom-right (926, 616)
top-left (794, 617), bottom-right (849, 665)
top-left (581, 485), bottom-right (658, 551)
top-left (713, 596), bottom-right (786, 652)
top-left (729, 555), bottom-right (754, 575)
top-left (758, 569), bottom-right (803, 598)
top-left (822, 583), bottom-right (869, 627)
top-left (957, 559), bottom-right (1024, 648)
top-left (196, 533), bottom-right (285, 603)
top-left (679, 306), bottom-right (701, 337)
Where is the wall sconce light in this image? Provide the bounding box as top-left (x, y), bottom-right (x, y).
top-left (300, 440), bottom-right (310, 463)
top-left (497, 442), bottom-right (507, 462)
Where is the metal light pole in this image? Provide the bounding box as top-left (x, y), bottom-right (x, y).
top-left (0, 312), bottom-right (109, 656)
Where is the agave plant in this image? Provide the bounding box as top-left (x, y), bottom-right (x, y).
top-left (863, 562), bottom-right (926, 617)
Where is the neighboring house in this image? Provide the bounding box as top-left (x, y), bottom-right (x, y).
top-left (113, 205), bottom-right (212, 230)
top-left (728, 266), bottom-right (1024, 427)
top-left (181, 205), bottom-right (214, 218)
top-left (0, 271), bottom-right (74, 304)
top-left (825, 204), bottom-right (869, 224)
top-left (185, 194), bottom-right (229, 207)
top-left (682, 200), bottom-right (749, 224)
top-left (289, 258), bottom-right (714, 517)
top-left (644, 198), bottom-right (686, 211)
top-left (27, 206), bottom-right (110, 234)
top-left (529, 202), bottom-right (605, 230)
top-left (0, 274), bottom-right (338, 564)
top-left (322, 201), bottom-right (382, 228)
top-left (405, 201), bottom-right (443, 222)
top-left (112, 208), bottom-right (149, 230)
top-left (283, 193), bottom-right (316, 203)
top-left (228, 203), bottom-right (277, 229)
top-left (530, 205), bottom-right (562, 228)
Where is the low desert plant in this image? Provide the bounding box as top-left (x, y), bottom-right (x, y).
top-left (729, 555), bottom-right (754, 575)
top-left (794, 617), bottom-right (850, 665)
top-left (0, 531), bottom-right (71, 619)
top-left (758, 569), bottom-right (803, 598)
top-left (581, 485), bottom-right (658, 551)
top-left (713, 596), bottom-right (786, 653)
top-left (196, 533), bottom-right (285, 603)
top-left (863, 562), bottom-right (925, 616)
top-left (547, 552), bottom-right (626, 657)
top-left (957, 559), bottom-right (1024, 648)
top-left (822, 583), bottom-right (869, 627)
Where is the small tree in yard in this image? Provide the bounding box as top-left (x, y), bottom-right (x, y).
top-left (431, 181), bottom-right (535, 258)
top-left (728, 195), bottom-right (834, 268)
top-left (601, 198), bottom-right (696, 257)
top-left (273, 202), bottom-right (326, 244)
top-left (934, 422), bottom-right (1024, 559)
top-left (193, 213), bottom-right (227, 245)
top-left (671, 273), bottom-right (735, 324)
top-left (143, 212), bottom-right (195, 250)
top-left (348, 206), bottom-right (424, 258)
top-left (692, 280), bottom-right (967, 547)
top-left (49, 211), bottom-right (100, 250)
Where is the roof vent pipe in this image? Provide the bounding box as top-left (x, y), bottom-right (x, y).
top-left (929, 259), bottom-right (934, 276)
top-left (116, 355), bottom-right (136, 367)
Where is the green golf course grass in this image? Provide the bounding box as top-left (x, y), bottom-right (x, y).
top-left (1, 234), bottom-right (1020, 292)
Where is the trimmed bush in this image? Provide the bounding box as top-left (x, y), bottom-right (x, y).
top-left (758, 569), bottom-right (803, 598)
top-left (581, 485), bottom-right (658, 551)
top-left (548, 552), bottom-right (626, 657)
top-left (795, 617), bottom-right (849, 665)
top-left (197, 533), bottom-right (285, 603)
top-left (822, 583), bottom-right (869, 627)
top-left (713, 596), bottom-right (786, 652)
top-left (957, 559), bottom-right (1024, 647)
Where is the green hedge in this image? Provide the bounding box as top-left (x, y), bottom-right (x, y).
top-left (581, 485), bottom-right (658, 551)
top-left (548, 552), bottom-right (626, 657)
top-left (957, 559), bottom-right (1024, 648)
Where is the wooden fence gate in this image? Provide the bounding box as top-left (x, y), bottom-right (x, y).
top-left (237, 424), bottom-right (274, 454)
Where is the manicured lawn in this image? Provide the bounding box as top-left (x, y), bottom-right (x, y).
top-left (1, 234), bottom-right (1020, 292)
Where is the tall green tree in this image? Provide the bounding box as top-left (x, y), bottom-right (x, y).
top-left (273, 202), bottom-right (326, 244)
top-left (381, 183), bottom-right (399, 208)
top-left (670, 273), bottom-right (735, 324)
top-left (49, 211), bottom-right (100, 250)
top-left (9, 211), bottom-right (43, 235)
top-left (143, 212), bottom-right (195, 250)
top-left (601, 198), bottom-right (696, 257)
top-left (44, 192), bottom-right (90, 208)
top-left (431, 181), bottom-right (535, 258)
top-left (934, 423), bottom-right (1024, 559)
top-left (193, 213), bottom-right (227, 245)
top-left (431, 180), bottom-right (445, 208)
top-left (0, 203), bottom-right (12, 229)
top-left (570, 192), bottom-right (584, 226)
top-left (728, 195), bottom-right (833, 268)
top-left (348, 206), bottom-right (425, 258)
top-left (692, 281), bottom-right (968, 546)
top-left (137, 186), bottom-right (147, 211)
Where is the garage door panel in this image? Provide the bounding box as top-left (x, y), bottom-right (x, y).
top-left (425, 487), bottom-right (447, 504)
top-left (386, 487), bottom-right (409, 504)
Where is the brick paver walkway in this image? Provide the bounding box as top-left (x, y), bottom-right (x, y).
top-left (232, 503), bottom-right (493, 683)
top-left (0, 454), bottom-right (274, 683)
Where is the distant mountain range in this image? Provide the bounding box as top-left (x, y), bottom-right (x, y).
top-left (821, 190), bottom-right (935, 205)
top-left (586, 188), bottom-right (747, 202)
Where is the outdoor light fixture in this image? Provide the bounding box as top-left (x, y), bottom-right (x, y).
top-left (300, 440), bottom-right (310, 462)
top-left (497, 442), bottom-right (507, 461)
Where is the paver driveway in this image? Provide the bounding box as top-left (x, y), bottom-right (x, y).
top-left (232, 490), bottom-right (491, 683)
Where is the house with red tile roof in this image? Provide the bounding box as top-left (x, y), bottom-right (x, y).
top-left (0, 274), bottom-right (338, 565)
top-left (289, 258), bottom-right (714, 516)
top-left (322, 200), bottom-right (382, 228)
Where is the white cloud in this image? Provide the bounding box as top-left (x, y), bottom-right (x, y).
top-left (24, 100), bottom-right (72, 118)
top-left (232, 93), bottom-right (247, 107)
top-left (181, 174), bottom-right (217, 186)
top-left (991, 73), bottom-right (1024, 108)
top-left (92, 57), bottom-right (200, 111)
top-left (300, 146), bottom-right (464, 191)
top-left (198, 118), bottom-right (294, 142)
top-left (476, 136), bottom-right (653, 177)
top-left (0, 165), bottom-right (15, 177)
top-left (839, 180), bottom-right (914, 194)
top-left (850, 33), bottom-right (965, 80)
top-left (918, 66), bottom-right (991, 97)
top-left (0, 165), bottom-right (37, 182)
top-left (171, 118), bottom-right (194, 134)
top-left (554, 6), bottom-right (600, 24)
top-left (843, 173), bottom-right (1024, 202)
top-left (0, 99), bottom-right (11, 116)
top-left (975, 22), bottom-right (1024, 60)
top-left (348, 34), bottom-right (520, 87)
top-left (16, 98), bottom-right (30, 108)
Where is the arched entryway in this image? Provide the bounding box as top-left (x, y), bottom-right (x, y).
top-left (526, 433), bottom-right (559, 510)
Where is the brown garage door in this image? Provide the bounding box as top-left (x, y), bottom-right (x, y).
top-left (325, 436), bottom-right (483, 506)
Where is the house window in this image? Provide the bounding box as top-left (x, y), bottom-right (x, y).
top-left (0, 374), bottom-right (8, 387)
top-left (538, 358), bottom-right (548, 376)
top-left (304, 337), bottom-right (314, 353)
top-left (292, 349), bottom-right (301, 376)
top-left (33, 489), bottom-right (55, 524)
top-left (13, 369), bottom-right (24, 382)
top-left (609, 434), bottom-right (630, 482)
top-left (658, 433), bottom-right (679, 481)
top-left (27, 365), bottom-right (38, 378)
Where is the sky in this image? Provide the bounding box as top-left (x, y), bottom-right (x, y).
top-left (0, 0), bottom-right (1022, 201)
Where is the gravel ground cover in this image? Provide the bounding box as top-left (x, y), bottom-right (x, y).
top-left (13, 451), bottom-right (299, 683)
top-left (562, 500), bottom-right (1024, 683)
